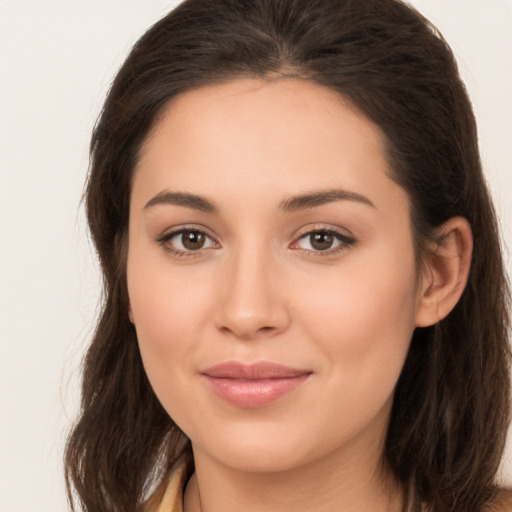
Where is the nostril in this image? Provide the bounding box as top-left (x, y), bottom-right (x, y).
top-left (218, 323), bottom-right (279, 340)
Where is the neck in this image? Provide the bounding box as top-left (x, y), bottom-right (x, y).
top-left (184, 431), bottom-right (403, 512)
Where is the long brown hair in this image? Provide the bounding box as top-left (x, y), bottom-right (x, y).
top-left (65, 0), bottom-right (511, 510)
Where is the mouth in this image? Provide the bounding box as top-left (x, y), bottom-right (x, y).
top-left (201, 361), bottom-right (312, 408)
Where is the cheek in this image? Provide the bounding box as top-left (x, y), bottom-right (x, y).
top-left (126, 252), bottom-right (215, 399)
top-left (128, 249), bottom-right (213, 335)
top-left (295, 245), bottom-right (418, 386)
top-left (301, 245), bottom-right (416, 318)
top-left (291, 258), bottom-right (417, 448)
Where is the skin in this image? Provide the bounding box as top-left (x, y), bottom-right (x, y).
top-left (127, 78), bottom-right (472, 512)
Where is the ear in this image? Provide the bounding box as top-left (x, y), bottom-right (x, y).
top-left (415, 216), bottom-right (473, 327)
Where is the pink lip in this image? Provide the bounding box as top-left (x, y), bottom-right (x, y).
top-left (201, 361), bottom-right (312, 408)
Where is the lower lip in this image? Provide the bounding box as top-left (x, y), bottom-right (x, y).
top-left (204, 375), bottom-right (310, 408)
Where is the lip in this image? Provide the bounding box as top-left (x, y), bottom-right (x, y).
top-left (201, 361), bottom-right (312, 408)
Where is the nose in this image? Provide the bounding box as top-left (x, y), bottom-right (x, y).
top-left (214, 247), bottom-right (290, 340)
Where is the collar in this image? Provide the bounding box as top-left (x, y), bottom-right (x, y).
top-left (155, 456), bottom-right (191, 512)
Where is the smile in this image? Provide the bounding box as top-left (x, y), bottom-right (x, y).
top-left (201, 361), bottom-right (312, 408)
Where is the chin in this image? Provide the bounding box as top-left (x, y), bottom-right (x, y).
top-left (202, 441), bottom-right (315, 474)
top-left (187, 418), bottom-right (315, 472)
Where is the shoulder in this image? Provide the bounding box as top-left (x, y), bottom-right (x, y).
top-left (483, 489), bottom-right (512, 512)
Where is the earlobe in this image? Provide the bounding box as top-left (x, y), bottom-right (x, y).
top-left (415, 216), bottom-right (473, 327)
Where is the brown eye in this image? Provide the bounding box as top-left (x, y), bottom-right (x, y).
top-left (181, 230), bottom-right (206, 250)
top-left (309, 231), bottom-right (334, 251)
top-left (158, 228), bottom-right (217, 255)
top-left (293, 228), bottom-right (355, 254)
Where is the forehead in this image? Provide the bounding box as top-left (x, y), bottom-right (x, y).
top-left (133, 78), bottom-right (408, 220)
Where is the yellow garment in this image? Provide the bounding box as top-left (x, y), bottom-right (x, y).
top-left (155, 458), bottom-right (190, 512)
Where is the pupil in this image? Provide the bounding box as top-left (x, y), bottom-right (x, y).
top-left (311, 231), bottom-right (333, 250)
top-left (182, 231), bottom-right (205, 250)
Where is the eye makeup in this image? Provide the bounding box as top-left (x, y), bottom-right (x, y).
top-left (155, 223), bottom-right (357, 259)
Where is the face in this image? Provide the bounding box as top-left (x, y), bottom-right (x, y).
top-left (127, 78), bottom-right (424, 474)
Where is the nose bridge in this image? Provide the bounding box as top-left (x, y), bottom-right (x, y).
top-left (216, 239), bottom-right (289, 339)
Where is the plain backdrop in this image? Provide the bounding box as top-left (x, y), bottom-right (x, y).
top-left (0, 1), bottom-right (511, 511)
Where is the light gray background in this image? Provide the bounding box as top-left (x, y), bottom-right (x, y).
top-left (0, 1), bottom-right (511, 510)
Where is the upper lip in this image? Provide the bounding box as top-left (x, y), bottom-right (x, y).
top-left (201, 361), bottom-right (311, 380)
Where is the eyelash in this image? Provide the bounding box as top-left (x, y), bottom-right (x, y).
top-left (291, 227), bottom-right (356, 257)
top-left (156, 226), bottom-right (218, 258)
top-left (156, 226), bottom-right (356, 258)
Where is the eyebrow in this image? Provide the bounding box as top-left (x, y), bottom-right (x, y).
top-left (144, 187), bottom-right (375, 214)
top-left (144, 191), bottom-right (219, 214)
top-left (278, 188), bottom-right (375, 212)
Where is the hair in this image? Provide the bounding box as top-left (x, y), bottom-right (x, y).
top-left (65, 0), bottom-right (511, 511)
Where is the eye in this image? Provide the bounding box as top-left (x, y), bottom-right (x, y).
top-left (292, 228), bottom-right (355, 254)
top-left (157, 228), bottom-right (217, 255)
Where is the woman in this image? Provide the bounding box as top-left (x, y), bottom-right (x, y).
top-left (65, 0), bottom-right (511, 510)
